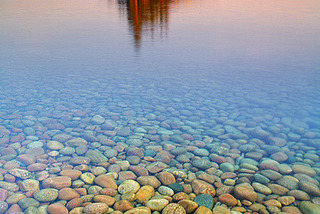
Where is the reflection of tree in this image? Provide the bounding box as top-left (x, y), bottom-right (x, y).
top-left (118, 0), bottom-right (173, 52)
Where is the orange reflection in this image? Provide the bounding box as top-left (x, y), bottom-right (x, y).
top-left (118, 0), bottom-right (182, 52)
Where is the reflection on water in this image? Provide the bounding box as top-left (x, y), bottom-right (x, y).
top-left (118, 0), bottom-right (176, 51)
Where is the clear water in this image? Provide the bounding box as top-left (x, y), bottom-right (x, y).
top-left (0, 0), bottom-right (320, 211)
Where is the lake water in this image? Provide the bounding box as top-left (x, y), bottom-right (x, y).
top-left (0, 0), bottom-right (320, 213)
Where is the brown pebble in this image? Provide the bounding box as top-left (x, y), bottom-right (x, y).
top-left (42, 176), bottom-right (72, 189)
top-left (47, 203), bottom-right (68, 214)
top-left (94, 195), bottom-right (116, 206)
top-left (0, 189), bottom-right (8, 201)
top-left (60, 169), bottom-right (82, 180)
top-left (4, 203), bottom-right (22, 214)
top-left (4, 174), bottom-right (15, 183)
top-left (156, 172), bottom-right (176, 186)
top-left (99, 187), bottom-right (117, 196)
top-left (66, 198), bottom-right (83, 210)
top-left (94, 174), bottom-right (117, 189)
top-left (113, 200), bottom-right (134, 212)
top-left (58, 188), bottom-right (80, 200)
top-left (74, 188), bottom-right (87, 196)
top-left (27, 163), bottom-right (47, 171)
top-left (137, 176), bottom-right (161, 188)
top-left (219, 193), bottom-right (238, 206)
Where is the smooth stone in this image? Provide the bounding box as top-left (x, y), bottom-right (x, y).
top-left (168, 183), bottom-right (184, 193)
top-left (5, 193), bottom-right (26, 205)
top-left (66, 198), bottom-right (84, 210)
top-left (156, 172), bottom-right (176, 186)
top-left (276, 164), bottom-right (292, 174)
top-left (212, 205), bottom-right (231, 214)
top-left (118, 180), bottom-right (140, 194)
top-left (194, 206), bottom-right (213, 214)
top-left (113, 200), bottom-right (134, 212)
top-left (270, 152), bottom-right (288, 162)
top-left (135, 185), bottom-right (155, 204)
top-left (65, 138), bottom-right (88, 147)
top-left (194, 194), bottom-right (214, 209)
top-left (137, 176), bottom-right (161, 188)
top-left (178, 200), bottom-right (199, 213)
top-left (80, 172), bottom-right (95, 184)
top-left (146, 162), bottom-right (169, 174)
top-left (47, 203), bottom-right (68, 214)
top-left (34, 188), bottom-right (59, 202)
top-left (299, 181), bottom-right (320, 196)
top-left (69, 157), bottom-right (91, 165)
top-left (218, 193), bottom-right (237, 206)
top-left (252, 182), bottom-right (272, 195)
top-left (162, 203), bottom-right (186, 214)
top-left (20, 179), bottom-right (40, 192)
top-left (42, 176), bottom-right (72, 189)
top-left (25, 206), bottom-right (39, 214)
top-left (27, 141), bottom-right (43, 148)
top-left (59, 147), bottom-right (76, 155)
top-left (300, 201), bottom-right (320, 214)
top-left (158, 186), bottom-right (175, 196)
top-left (18, 198), bottom-right (40, 209)
top-left (86, 150), bottom-right (107, 164)
top-left (220, 163), bottom-right (235, 172)
top-left (126, 138), bottom-right (143, 147)
top-left (0, 181), bottom-right (19, 192)
top-left (276, 176), bottom-right (299, 190)
top-left (192, 159), bottom-right (212, 170)
top-left (104, 149), bottom-right (118, 158)
top-left (91, 115), bottom-right (105, 124)
top-left (254, 174), bottom-right (270, 185)
top-left (123, 207), bottom-right (152, 214)
top-left (47, 141), bottom-right (64, 150)
top-left (288, 190), bottom-right (310, 201)
top-left (278, 196), bottom-right (295, 206)
top-left (83, 203), bottom-right (109, 214)
top-left (193, 149), bottom-right (210, 157)
top-left (234, 183), bottom-right (258, 203)
top-left (192, 179), bottom-right (216, 197)
top-left (8, 168), bottom-right (32, 179)
top-left (171, 148), bottom-right (188, 155)
top-left (126, 156), bottom-right (140, 165)
top-left (58, 188), bottom-right (80, 200)
top-left (292, 164), bottom-right (317, 177)
top-left (60, 169), bottom-right (82, 180)
top-left (268, 184), bottom-right (289, 195)
top-left (146, 199), bottom-right (169, 211)
top-left (95, 174), bottom-right (117, 189)
top-left (260, 170), bottom-right (282, 180)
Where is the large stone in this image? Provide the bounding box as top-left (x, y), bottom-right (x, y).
top-left (8, 168), bottom-right (32, 179)
top-left (162, 203), bottom-right (186, 214)
top-left (94, 174), bottom-right (117, 189)
top-left (300, 201), bottom-right (320, 214)
top-left (118, 180), bottom-right (140, 194)
top-left (292, 164), bottom-right (317, 177)
top-left (135, 186), bottom-right (155, 204)
top-left (194, 194), bottom-right (214, 209)
top-left (137, 176), bottom-right (161, 188)
top-left (192, 179), bottom-right (216, 197)
top-left (156, 172), bottom-right (176, 185)
top-left (34, 188), bottom-right (59, 202)
top-left (42, 176), bottom-right (72, 189)
top-left (178, 200), bottom-right (199, 213)
top-left (83, 203), bottom-right (109, 214)
top-left (146, 162), bottom-right (169, 174)
top-left (299, 181), bottom-right (320, 196)
top-left (146, 199), bottom-right (169, 211)
top-left (234, 183), bottom-right (258, 203)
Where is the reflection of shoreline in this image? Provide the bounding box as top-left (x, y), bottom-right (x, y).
top-left (118, 0), bottom-right (171, 52)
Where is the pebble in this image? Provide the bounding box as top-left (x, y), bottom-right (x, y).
top-left (94, 174), bottom-right (117, 189)
top-left (252, 182), bottom-right (272, 195)
top-left (260, 169), bottom-right (282, 180)
top-left (192, 179), bottom-right (216, 196)
top-left (234, 183), bottom-right (258, 203)
top-left (0, 181), bottom-right (19, 192)
top-left (178, 199), bottom-right (199, 213)
top-left (18, 198), bottom-right (40, 209)
top-left (288, 190), bottom-right (310, 200)
top-left (20, 179), bottom-right (40, 191)
top-left (220, 163), bottom-right (235, 172)
top-left (156, 172), bottom-right (176, 185)
top-left (137, 176), bottom-right (161, 188)
top-left (118, 180), bottom-right (140, 194)
top-left (58, 188), bottom-right (81, 200)
top-left (123, 207), bottom-right (152, 214)
top-left (47, 203), bottom-right (68, 214)
top-left (194, 194), bottom-right (214, 209)
top-left (82, 203), bottom-right (109, 214)
top-left (34, 188), bottom-right (59, 202)
top-left (298, 181), bottom-right (320, 196)
top-left (192, 159), bottom-right (212, 170)
top-left (218, 193), bottom-right (238, 207)
top-left (5, 193), bottom-right (26, 205)
top-left (146, 199), bottom-right (169, 211)
top-left (8, 168), bottom-right (32, 179)
top-left (47, 141), bottom-right (64, 150)
top-left (194, 206), bottom-right (212, 214)
top-left (42, 176), bottom-right (72, 189)
top-left (93, 195), bottom-right (116, 206)
top-left (292, 164), bottom-right (317, 177)
top-left (162, 203), bottom-right (186, 214)
top-left (135, 185), bottom-right (155, 204)
top-left (113, 200), bottom-right (134, 212)
top-left (300, 201), bottom-right (320, 214)
top-left (0, 201), bottom-right (8, 214)
top-left (158, 186), bottom-right (175, 196)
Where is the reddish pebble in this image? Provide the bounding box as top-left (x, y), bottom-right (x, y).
top-left (4, 203), bottom-right (22, 213)
top-left (58, 188), bottom-right (80, 200)
top-left (66, 198), bottom-right (83, 210)
top-left (219, 193), bottom-right (238, 206)
top-left (118, 171), bottom-right (137, 180)
top-left (16, 154), bottom-right (36, 165)
top-left (99, 188), bottom-right (117, 197)
top-left (0, 189), bottom-right (8, 201)
top-left (59, 169), bottom-right (82, 180)
top-left (47, 203), bottom-right (68, 214)
top-left (113, 200), bottom-right (134, 212)
top-left (27, 163), bottom-right (48, 172)
top-left (212, 156), bottom-right (227, 164)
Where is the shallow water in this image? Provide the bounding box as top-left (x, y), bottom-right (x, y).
top-left (0, 0), bottom-right (320, 213)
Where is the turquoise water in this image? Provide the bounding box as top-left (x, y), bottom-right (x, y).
top-left (0, 0), bottom-right (320, 213)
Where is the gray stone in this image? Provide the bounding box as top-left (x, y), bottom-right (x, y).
top-left (34, 188), bottom-right (59, 202)
top-left (18, 198), bottom-right (40, 209)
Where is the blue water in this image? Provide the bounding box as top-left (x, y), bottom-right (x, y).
top-left (1, 0), bottom-right (320, 210)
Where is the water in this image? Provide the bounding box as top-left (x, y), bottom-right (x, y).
top-left (0, 0), bottom-right (320, 212)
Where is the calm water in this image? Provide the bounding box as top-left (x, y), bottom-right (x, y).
top-left (0, 0), bottom-right (320, 212)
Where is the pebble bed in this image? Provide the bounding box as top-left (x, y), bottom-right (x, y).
top-left (0, 73), bottom-right (320, 214)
